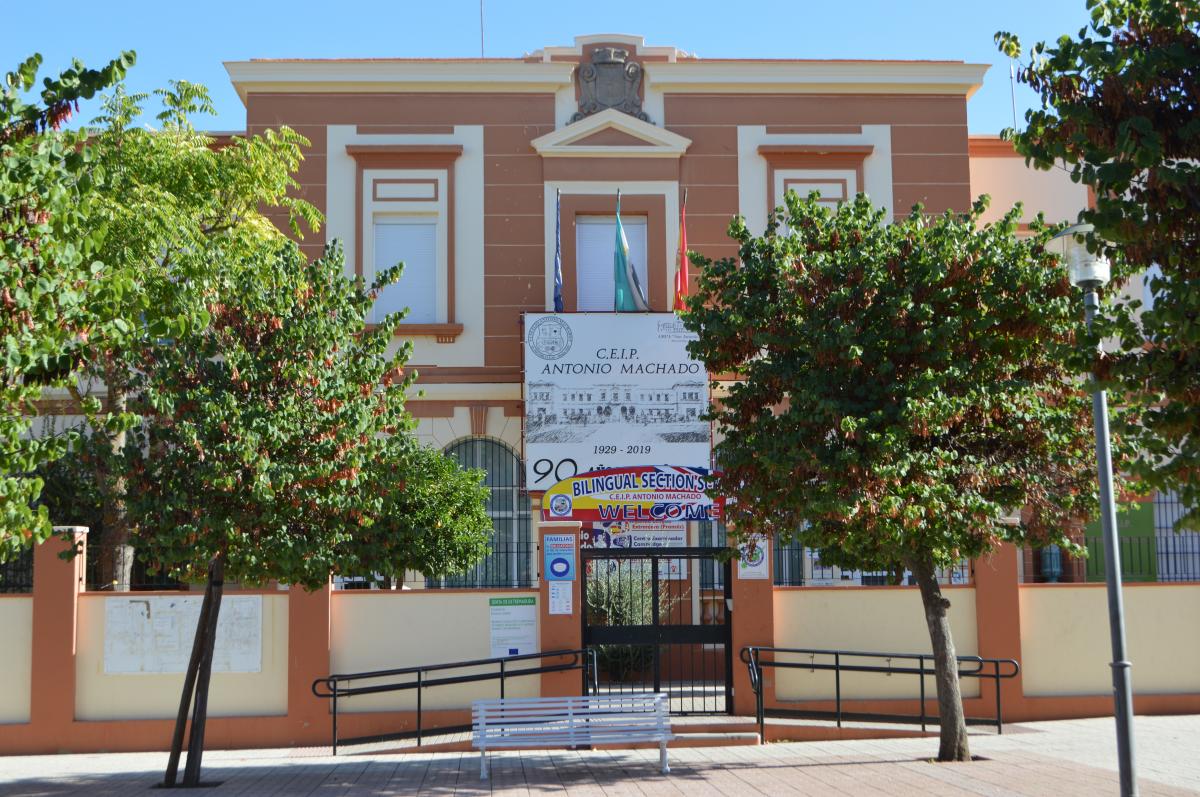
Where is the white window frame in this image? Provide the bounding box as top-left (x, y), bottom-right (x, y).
top-left (362, 168), bottom-right (449, 324)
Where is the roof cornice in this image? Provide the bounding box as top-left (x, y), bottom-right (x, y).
top-left (223, 60), bottom-right (576, 105)
top-left (644, 61), bottom-right (989, 98)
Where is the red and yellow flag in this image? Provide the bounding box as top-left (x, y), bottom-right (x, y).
top-left (673, 189), bottom-right (690, 311)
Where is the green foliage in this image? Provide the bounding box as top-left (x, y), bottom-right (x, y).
top-left (1, 52), bottom-right (132, 559)
top-left (682, 193), bottom-right (1107, 569)
top-left (60, 82), bottom-right (322, 580)
top-left (999, 0), bottom-right (1200, 527)
top-left (126, 241), bottom-right (492, 588)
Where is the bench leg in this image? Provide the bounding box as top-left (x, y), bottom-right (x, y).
top-left (480, 749), bottom-right (488, 780)
top-left (660, 740), bottom-right (670, 775)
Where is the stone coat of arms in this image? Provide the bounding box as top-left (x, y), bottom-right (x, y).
top-left (571, 47), bottom-right (651, 123)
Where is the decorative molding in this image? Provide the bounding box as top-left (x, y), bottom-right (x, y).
top-left (401, 366), bottom-right (523, 384)
top-left (351, 145), bottom-right (462, 326)
top-left (224, 60), bottom-right (575, 104)
top-left (373, 178), bottom-right (438, 202)
top-left (469, 405), bottom-right (488, 436)
top-left (366, 323), bottom-right (464, 342)
top-left (757, 144), bottom-right (874, 158)
top-left (530, 34), bottom-right (688, 64)
top-left (406, 398), bottom-right (523, 417)
top-left (531, 108), bottom-right (691, 159)
top-left (645, 60), bottom-right (989, 98)
top-left (346, 144), bottom-right (464, 164)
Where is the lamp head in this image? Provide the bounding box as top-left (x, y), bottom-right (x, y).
top-left (1050, 223), bottom-right (1110, 288)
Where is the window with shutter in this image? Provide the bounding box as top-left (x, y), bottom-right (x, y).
top-left (371, 219), bottom-right (438, 324)
top-left (574, 216), bottom-right (648, 311)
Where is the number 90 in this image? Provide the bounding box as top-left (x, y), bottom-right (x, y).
top-left (532, 458), bottom-right (578, 484)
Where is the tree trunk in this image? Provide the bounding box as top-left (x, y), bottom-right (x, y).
top-left (162, 565), bottom-right (216, 787)
top-left (911, 557), bottom-right (971, 762)
top-left (98, 360), bottom-right (134, 591)
top-left (161, 553), bottom-right (225, 788)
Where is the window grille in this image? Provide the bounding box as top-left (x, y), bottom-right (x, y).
top-left (428, 437), bottom-right (534, 588)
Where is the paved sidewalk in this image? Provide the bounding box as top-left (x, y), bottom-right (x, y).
top-left (1, 715), bottom-right (1197, 795)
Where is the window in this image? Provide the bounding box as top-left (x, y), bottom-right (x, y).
top-left (346, 144), bottom-right (464, 340)
top-left (430, 438), bottom-right (533, 588)
top-left (372, 218), bottom-right (437, 324)
top-left (575, 216), bottom-right (648, 311)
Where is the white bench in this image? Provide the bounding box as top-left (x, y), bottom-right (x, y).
top-left (472, 693), bottom-right (673, 779)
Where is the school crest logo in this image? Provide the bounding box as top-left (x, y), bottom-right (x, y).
top-left (527, 316), bottom-right (573, 360)
top-left (571, 47), bottom-right (651, 123)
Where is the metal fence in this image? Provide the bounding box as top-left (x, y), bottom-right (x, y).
top-left (85, 544), bottom-right (185, 591)
top-left (697, 519), bottom-right (728, 591)
top-left (1025, 492), bottom-right (1200, 584)
top-left (774, 538), bottom-right (972, 587)
top-left (1154, 491), bottom-right (1200, 581)
top-left (0, 549), bottom-right (34, 593)
top-left (698, 521), bottom-right (972, 587)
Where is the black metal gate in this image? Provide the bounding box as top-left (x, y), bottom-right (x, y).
top-left (581, 546), bottom-right (732, 714)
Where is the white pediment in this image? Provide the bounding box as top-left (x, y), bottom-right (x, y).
top-left (531, 108), bottom-right (692, 158)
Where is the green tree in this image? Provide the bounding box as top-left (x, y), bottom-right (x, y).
top-left (682, 193), bottom-right (1104, 761)
top-left (127, 239), bottom-right (492, 786)
top-left (0, 52), bottom-right (132, 558)
top-left (64, 83), bottom-right (319, 587)
top-left (997, 0), bottom-right (1200, 526)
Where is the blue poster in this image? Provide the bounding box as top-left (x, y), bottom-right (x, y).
top-left (543, 533), bottom-right (576, 581)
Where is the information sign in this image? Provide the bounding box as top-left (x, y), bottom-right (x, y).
top-left (542, 465), bottom-right (720, 522)
top-left (489, 597), bottom-right (537, 657)
top-left (543, 533), bottom-right (577, 581)
top-left (524, 313), bottom-right (710, 489)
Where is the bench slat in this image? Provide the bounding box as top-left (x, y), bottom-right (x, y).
top-left (473, 693), bottom-right (672, 780)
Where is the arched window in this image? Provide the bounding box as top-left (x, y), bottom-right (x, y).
top-left (431, 437), bottom-right (533, 588)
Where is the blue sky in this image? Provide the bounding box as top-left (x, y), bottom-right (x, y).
top-left (3, 0), bottom-right (1087, 133)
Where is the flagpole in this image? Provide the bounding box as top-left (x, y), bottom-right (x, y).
top-left (553, 188), bottom-right (563, 313)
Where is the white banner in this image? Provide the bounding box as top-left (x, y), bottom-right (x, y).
top-left (524, 313), bottom-right (710, 488)
top-left (103, 595), bottom-right (262, 674)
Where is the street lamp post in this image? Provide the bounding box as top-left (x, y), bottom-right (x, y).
top-left (1051, 224), bottom-right (1138, 797)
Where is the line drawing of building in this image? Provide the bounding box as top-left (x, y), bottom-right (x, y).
top-left (526, 381), bottom-right (706, 443)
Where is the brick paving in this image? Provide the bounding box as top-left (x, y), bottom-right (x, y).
top-left (1, 715), bottom-right (1197, 795)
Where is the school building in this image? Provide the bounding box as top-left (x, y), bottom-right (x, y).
top-left (1, 34), bottom-right (1198, 755)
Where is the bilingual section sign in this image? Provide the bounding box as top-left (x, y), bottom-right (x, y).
top-left (541, 465), bottom-right (722, 523)
top-left (523, 312), bottom-right (710, 490)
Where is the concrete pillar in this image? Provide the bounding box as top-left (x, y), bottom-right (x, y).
top-left (973, 543), bottom-right (1026, 715)
top-left (730, 537), bottom-right (774, 716)
top-left (537, 520), bottom-right (584, 698)
top-left (286, 580), bottom-right (332, 744)
top-left (30, 527), bottom-right (88, 740)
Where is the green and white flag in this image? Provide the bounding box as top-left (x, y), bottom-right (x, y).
top-left (613, 190), bottom-right (649, 312)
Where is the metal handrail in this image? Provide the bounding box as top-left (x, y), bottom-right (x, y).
top-left (740, 646), bottom-right (1020, 741)
top-left (312, 648), bottom-right (598, 754)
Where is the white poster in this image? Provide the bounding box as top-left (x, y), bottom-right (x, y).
top-left (489, 596), bottom-right (538, 657)
top-left (104, 595), bottom-right (262, 674)
top-left (583, 521), bottom-right (689, 580)
top-left (548, 581), bottom-right (573, 615)
top-left (524, 313), bottom-right (710, 489)
top-left (737, 535), bottom-right (770, 580)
